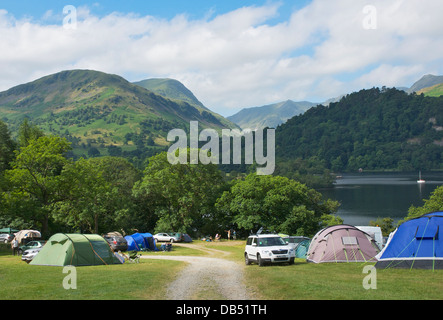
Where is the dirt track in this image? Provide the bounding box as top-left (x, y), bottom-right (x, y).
top-left (141, 243), bottom-right (254, 300)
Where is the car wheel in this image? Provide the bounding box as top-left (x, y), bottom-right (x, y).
top-left (245, 253), bottom-right (251, 265)
top-left (257, 254), bottom-right (265, 267)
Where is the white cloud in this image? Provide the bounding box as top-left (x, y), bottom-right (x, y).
top-left (0, 1), bottom-right (443, 116)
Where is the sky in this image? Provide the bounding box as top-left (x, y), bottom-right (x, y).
top-left (1, 0), bottom-right (443, 117)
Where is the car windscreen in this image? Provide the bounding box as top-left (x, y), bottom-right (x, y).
top-left (257, 237), bottom-right (286, 246)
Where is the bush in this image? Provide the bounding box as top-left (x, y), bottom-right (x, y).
top-left (0, 243), bottom-right (12, 255)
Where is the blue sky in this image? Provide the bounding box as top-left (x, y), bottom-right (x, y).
top-left (1, 1), bottom-right (442, 116)
top-left (1, 0), bottom-right (309, 24)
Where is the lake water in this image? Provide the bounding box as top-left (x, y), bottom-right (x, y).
top-left (320, 172), bottom-right (443, 226)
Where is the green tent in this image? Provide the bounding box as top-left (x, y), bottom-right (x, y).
top-left (0, 227), bottom-right (19, 233)
top-left (30, 233), bottom-right (123, 266)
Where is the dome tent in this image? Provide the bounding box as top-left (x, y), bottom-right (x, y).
top-left (307, 225), bottom-right (379, 263)
top-left (375, 212), bottom-right (443, 270)
top-left (124, 232), bottom-right (157, 251)
top-left (30, 233), bottom-right (123, 266)
top-left (294, 239), bottom-right (311, 259)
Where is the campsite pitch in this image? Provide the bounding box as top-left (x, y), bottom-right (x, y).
top-left (1, 240), bottom-right (442, 300)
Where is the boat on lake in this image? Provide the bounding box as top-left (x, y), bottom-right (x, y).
top-left (417, 171), bottom-right (426, 184)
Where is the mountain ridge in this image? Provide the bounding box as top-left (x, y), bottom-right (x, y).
top-left (407, 74), bottom-right (443, 94)
top-left (133, 78), bottom-right (238, 130)
top-left (227, 100), bottom-right (316, 130)
top-left (0, 69), bottom-right (238, 160)
top-left (228, 73), bottom-right (443, 130)
top-left (275, 87), bottom-right (443, 172)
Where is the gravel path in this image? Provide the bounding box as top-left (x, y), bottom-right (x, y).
top-left (141, 243), bottom-right (254, 300)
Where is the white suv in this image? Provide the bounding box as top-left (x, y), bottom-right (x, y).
top-left (244, 234), bottom-right (295, 266)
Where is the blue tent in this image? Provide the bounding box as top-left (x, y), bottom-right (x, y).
top-left (125, 233), bottom-right (158, 251)
top-left (139, 233), bottom-right (157, 251)
top-left (375, 212), bottom-right (443, 270)
top-left (125, 235), bottom-right (141, 251)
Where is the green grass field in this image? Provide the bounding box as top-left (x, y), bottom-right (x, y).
top-left (0, 254), bottom-right (183, 300)
top-left (1, 241), bottom-right (442, 300)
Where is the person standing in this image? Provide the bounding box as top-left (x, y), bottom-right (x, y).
top-left (11, 238), bottom-right (19, 256)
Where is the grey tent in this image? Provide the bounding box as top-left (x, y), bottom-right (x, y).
top-left (307, 225), bottom-right (380, 263)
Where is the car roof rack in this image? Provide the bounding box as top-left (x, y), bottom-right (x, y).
top-left (249, 227), bottom-right (278, 236)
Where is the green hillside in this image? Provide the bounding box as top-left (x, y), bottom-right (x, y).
top-left (407, 74), bottom-right (443, 93)
top-left (0, 70), bottom-right (237, 161)
top-left (133, 78), bottom-right (206, 109)
top-left (133, 78), bottom-right (238, 130)
top-left (418, 82), bottom-right (443, 97)
top-left (227, 100), bottom-right (315, 130)
top-left (276, 87), bottom-right (443, 172)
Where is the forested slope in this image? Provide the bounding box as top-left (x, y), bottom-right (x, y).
top-left (276, 88), bottom-right (443, 172)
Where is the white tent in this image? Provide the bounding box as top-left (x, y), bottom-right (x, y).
top-left (356, 226), bottom-right (384, 250)
top-left (14, 230), bottom-right (41, 243)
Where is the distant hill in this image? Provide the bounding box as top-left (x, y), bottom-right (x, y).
top-left (418, 82), bottom-right (443, 97)
top-left (133, 78), bottom-right (206, 109)
top-left (276, 87), bottom-right (443, 172)
top-left (227, 100), bottom-right (316, 130)
top-left (133, 78), bottom-right (238, 129)
top-left (0, 70), bottom-right (238, 160)
top-left (407, 74), bottom-right (443, 93)
top-left (225, 74), bottom-right (443, 130)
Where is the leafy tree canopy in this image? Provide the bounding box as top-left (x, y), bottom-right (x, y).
top-left (405, 185), bottom-right (443, 222)
top-left (276, 88), bottom-right (443, 172)
top-left (132, 150), bottom-right (228, 235)
top-left (216, 173), bottom-right (341, 237)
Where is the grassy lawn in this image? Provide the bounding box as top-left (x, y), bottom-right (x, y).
top-left (246, 260), bottom-right (443, 300)
top-left (0, 253), bottom-right (183, 300)
top-left (191, 240), bottom-right (443, 300)
top-left (1, 240), bottom-right (442, 300)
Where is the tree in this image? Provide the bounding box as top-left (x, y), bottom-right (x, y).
top-left (88, 157), bottom-right (142, 232)
top-left (52, 158), bottom-right (116, 234)
top-left (17, 118), bottom-right (44, 148)
top-left (216, 173), bottom-right (340, 237)
top-left (0, 119), bottom-right (16, 173)
top-left (2, 136), bottom-right (71, 236)
top-left (132, 151), bottom-right (227, 235)
top-left (405, 185), bottom-right (443, 222)
top-left (369, 217), bottom-right (395, 237)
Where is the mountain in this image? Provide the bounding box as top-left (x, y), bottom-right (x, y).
top-left (227, 100), bottom-right (316, 130)
top-left (133, 78), bottom-right (238, 129)
top-left (275, 87), bottom-right (443, 172)
top-left (0, 69), bottom-right (237, 159)
top-left (133, 78), bottom-right (206, 110)
top-left (407, 74), bottom-right (443, 93)
top-left (418, 83), bottom-right (443, 97)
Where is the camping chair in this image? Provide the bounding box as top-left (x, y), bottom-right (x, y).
top-left (128, 251), bottom-right (141, 263)
top-left (160, 243), bottom-right (172, 252)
